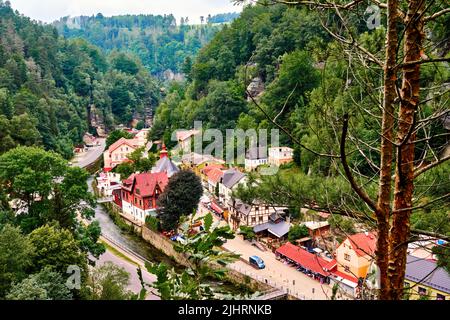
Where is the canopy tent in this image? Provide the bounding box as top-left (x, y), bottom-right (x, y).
top-left (211, 202), bottom-right (224, 214)
top-left (276, 242), bottom-right (330, 277)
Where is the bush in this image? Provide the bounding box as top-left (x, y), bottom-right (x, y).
top-left (288, 224), bottom-right (309, 243)
top-left (239, 226), bottom-right (256, 241)
top-left (146, 216), bottom-right (160, 231)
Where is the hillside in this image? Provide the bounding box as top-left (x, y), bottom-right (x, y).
top-left (53, 13), bottom-right (239, 76)
top-left (150, 1), bottom-right (449, 244)
top-left (0, 2), bottom-right (160, 159)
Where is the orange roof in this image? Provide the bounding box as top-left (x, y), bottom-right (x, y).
top-left (345, 232), bottom-right (377, 257)
top-left (108, 138), bottom-right (138, 153)
top-left (205, 167), bottom-right (224, 184)
top-left (202, 164), bottom-right (224, 175)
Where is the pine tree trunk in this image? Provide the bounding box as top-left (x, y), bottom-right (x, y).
top-left (376, 0), bottom-right (400, 300)
top-left (388, 0), bottom-right (425, 300)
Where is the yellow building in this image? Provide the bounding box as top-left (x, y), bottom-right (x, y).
top-left (403, 255), bottom-right (450, 300)
top-left (335, 232), bottom-right (377, 279)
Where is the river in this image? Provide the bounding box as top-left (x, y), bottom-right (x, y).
top-left (87, 177), bottom-right (248, 296)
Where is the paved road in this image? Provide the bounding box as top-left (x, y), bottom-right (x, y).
top-left (73, 138), bottom-right (106, 168)
top-left (199, 191), bottom-right (332, 300)
top-left (223, 237), bottom-right (332, 300)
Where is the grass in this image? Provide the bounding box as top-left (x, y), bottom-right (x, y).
top-left (100, 239), bottom-right (139, 267)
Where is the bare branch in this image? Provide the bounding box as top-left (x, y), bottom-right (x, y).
top-left (398, 57), bottom-right (450, 68)
top-left (424, 8), bottom-right (450, 22)
top-left (392, 193), bottom-right (450, 213)
top-left (414, 154), bottom-right (450, 178)
top-left (340, 113), bottom-right (379, 212)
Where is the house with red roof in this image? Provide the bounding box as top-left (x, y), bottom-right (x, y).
top-left (103, 129), bottom-right (150, 170)
top-left (205, 167), bottom-right (225, 194)
top-left (120, 172), bottom-right (169, 222)
top-left (103, 138), bottom-right (140, 170)
top-left (334, 232), bottom-right (377, 279)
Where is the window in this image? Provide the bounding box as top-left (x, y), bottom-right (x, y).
top-left (344, 266), bottom-right (350, 272)
top-left (259, 216), bottom-right (263, 222)
top-left (344, 254), bottom-right (351, 261)
top-left (252, 217), bottom-right (256, 223)
top-left (436, 293), bottom-right (445, 300)
top-left (418, 287), bottom-right (427, 295)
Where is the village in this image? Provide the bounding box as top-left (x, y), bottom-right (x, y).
top-left (90, 128), bottom-right (450, 301)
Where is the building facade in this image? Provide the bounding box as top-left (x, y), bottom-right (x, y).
top-left (334, 232), bottom-right (377, 279)
top-left (245, 146), bottom-right (268, 171)
top-left (268, 147), bottom-right (294, 166)
top-left (121, 172), bottom-right (169, 223)
top-left (218, 169), bottom-right (246, 204)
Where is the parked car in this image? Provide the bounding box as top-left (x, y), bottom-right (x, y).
top-left (249, 256), bottom-right (265, 269)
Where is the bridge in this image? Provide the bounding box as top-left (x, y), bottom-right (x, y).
top-left (97, 197), bottom-right (113, 203)
top-left (257, 289), bottom-right (289, 300)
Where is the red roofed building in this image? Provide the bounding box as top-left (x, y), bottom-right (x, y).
top-left (103, 129), bottom-right (150, 170)
top-left (335, 232), bottom-right (377, 279)
top-left (121, 172), bottom-right (169, 222)
top-left (276, 242), bottom-right (331, 283)
top-left (103, 137), bottom-right (140, 169)
top-left (205, 167), bottom-right (224, 194)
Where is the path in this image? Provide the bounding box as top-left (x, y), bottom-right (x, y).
top-left (72, 138), bottom-right (106, 168)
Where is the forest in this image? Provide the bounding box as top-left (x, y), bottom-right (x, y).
top-left (53, 13), bottom-right (238, 76)
top-left (0, 2), bottom-right (161, 159)
top-left (150, 1), bottom-right (450, 292)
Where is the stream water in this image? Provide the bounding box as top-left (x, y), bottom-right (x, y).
top-left (87, 177), bottom-right (247, 295)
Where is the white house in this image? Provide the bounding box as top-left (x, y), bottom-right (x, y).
top-left (96, 171), bottom-right (122, 198)
top-left (268, 146), bottom-right (294, 166)
top-left (218, 169), bottom-right (247, 204)
top-left (175, 129), bottom-right (201, 153)
top-left (245, 146), bottom-right (268, 171)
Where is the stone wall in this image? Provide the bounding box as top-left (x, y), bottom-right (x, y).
top-left (141, 226), bottom-right (272, 293)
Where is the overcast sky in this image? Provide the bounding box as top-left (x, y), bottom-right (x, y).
top-left (8, 0), bottom-right (244, 24)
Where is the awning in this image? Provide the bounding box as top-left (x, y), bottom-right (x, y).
top-left (276, 242), bottom-right (330, 277)
top-left (211, 202), bottom-right (224, 214)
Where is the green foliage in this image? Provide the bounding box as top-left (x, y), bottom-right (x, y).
top-left (239, 226), bottom-right (256, 241)
top-left (157, 170), bottom-right (203, 231)
top-left (145, 213), bottom-right (239, 300)
top-left (82, 262), bottom-right (133, 300)
top-left (54, 14), bottom-right (224, 75)
top-left (145, 215), bottom-right (160, 231)
top-left (288, 224), bottom-right (309, 243)
top-left (0, 146), bottom-right (95, 233)
top-left (433, 244), bottom-right (450, 274)
top-left (29, 224), bottom-right (87, 274)
top-left (0, 224), bottom-right (35, 297)
top-left (6, 267), bottom-right (73, 300)
top-left (0, 5), bottom-right (161, 157)
top-left (328, 215), bottom-right (356, 235)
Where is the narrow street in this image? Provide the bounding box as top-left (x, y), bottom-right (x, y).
top-left (198, 195), bottom-right (332, 300)
top-left (72, 138), bottom-right (106, 168)
top-left (95, 238), bottom-right (159, 300)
